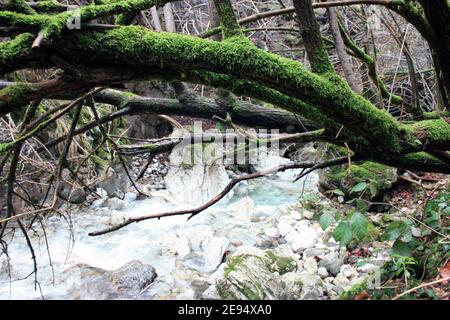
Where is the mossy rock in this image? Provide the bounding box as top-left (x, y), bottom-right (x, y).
top-left (300, 192), bottom-right (324, 211)
top-left (322, 161), bottom-right (397, 200)
top-left (216, 246), bottom-right (297, 300)
top-left (264, 250), bottom-right (298, 274)
top-left (281, 272), bottom-right (325, 300)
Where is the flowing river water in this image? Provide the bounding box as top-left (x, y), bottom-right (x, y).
top-left (0, 154), bottom-right (320, 299)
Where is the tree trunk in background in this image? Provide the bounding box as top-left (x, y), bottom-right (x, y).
top-left (293, 0), bottom-right (334, 74)
top-left (151, 6), bottom-right (163, 32)
top-left (207, 0), bottom-right (222, 41)
top-left (418, 0), bottom-right (450, 110)
top-left (163, 3), bottom-right (176, 33)
top-left (327, 5), bottom-right (362, 94)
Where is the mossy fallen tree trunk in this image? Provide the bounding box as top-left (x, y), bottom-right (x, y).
top-left (93, 88), bottom-right (315, 132)
top-left (0, 0), bottom-right (449, 174)
top-left (1, 27), bottom-right (449, 153)
top-left (0, 82), bottom-right (315, 132)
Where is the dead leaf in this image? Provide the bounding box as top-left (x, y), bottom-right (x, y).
top-left (438, 262), bottom-right (450, 279)
top-left (354, 291), bottom-right (370, 300)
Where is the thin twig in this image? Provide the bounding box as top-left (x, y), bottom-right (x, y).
top-left (392, 277), bottom-right (450, 300)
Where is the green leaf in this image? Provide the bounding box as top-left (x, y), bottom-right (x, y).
top-left (333, 221), bottom-right (353, 247)
top-left (350, 212), bottom-right (368, 240)
top-left (350, 182), bottom-right (367, 194)
top-left (382, 221), bottom-right (409, 241)
top-left (328, 189), bottom-right (345, 196)
top-left (392, 240), bottom-right (412, 257)
top-left (356, 199), bottom-right (369, 213)
top-left (319, 212), bottom-right (335, 230)
top-left (400, 229), bottom-right (413, 243)
top-left (369, 181), bottom-right (378, 198)
top-left (444, 207), bottom-right (450, 216)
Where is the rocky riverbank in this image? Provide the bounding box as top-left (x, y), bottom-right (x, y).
top-left (0, 147), bottom-right (390, 300)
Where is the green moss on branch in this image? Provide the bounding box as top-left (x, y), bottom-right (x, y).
top-left (61, 26), bottom-right (405, 151)
top-left (6, 0), bottom-right (37, 14)
top-left (377, 151), bottom-right (450, 173)
top-left (0, 11), bottom-right (48, 28)
top-left (339, 22), bottom-right (404, 105)
top-left (0, 33), bottom-right (35, 71)
top-left (403, 119), bottom-right (450, 151)
top-left (214, 0), bottom-right (244, 39)
top-left (0, 82), bottom-right (37, 115)
top-left (1, 24), bottom-right (448, 161)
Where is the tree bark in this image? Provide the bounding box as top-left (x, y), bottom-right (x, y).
top-left (293, 0), bottom-right (334, 74)
top-left (327, 5), bottom-right (362, 93)
top-left (150, 6), bottom-right (163, 32)
top-left (163, 2), bottom-right (176, 32)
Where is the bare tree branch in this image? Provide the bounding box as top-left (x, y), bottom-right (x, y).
top-left (89, 156), bottom-right (349, 236)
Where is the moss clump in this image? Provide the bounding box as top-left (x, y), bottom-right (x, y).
top-left (403, 119), bottom-right (450, 150)
top-left (33, 1), bottom-right (65, 13)
top-left (0, 33), bottom-right (35, 74)
top-left (310, 47), bottom-right (334, 75)
top-left (215, 0), bottom-right (244, 39)
top-left (324, 161), bottom-right (397, 200)
top-left (216, 278), bottom-right (264, 300)
top-left (6, 0), bottom-right (37, 15)
top-left (363, 222), bottom-right (381, 242)
top-left (422, 111), bottom-right (450, 119)
top-left (235, 280), bottom-right (264, 300)
top-left (0, 11), bottom-right (48, 29)
top-left (0, 82), bottom-right (38, 114)
top-left (382, 152), bottom-right (449, 174)
top-left (223, 255), bottom-right (245, 277)
top-left (264, 250), bottom-right (297, 274)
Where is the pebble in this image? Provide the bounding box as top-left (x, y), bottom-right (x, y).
top-left (163, 234), bottom-right (191, 258)
top-left (264, 227), bottom-right (280, 238)
top-left (356, 263), bottom-right (377, 273)
top-left (340, 264), bottom-right (358, 279)
top-left (303, 247), bottom-right (330, 258)
top-left (124, 192), bottom-right (137, 202)
top-left (318, 253), bottom-right (344, 276)
top-left (278, 221), bottom-right (294, 237)
top-left (289, 229), bottom-right (318, 253)
top-left (333, 274), bottom-right (351, 293)
top-left (289, 211), bottom-right (302, 220)
top-left (317, 267), bottom-right (329, 279)
top-left (302, 209), bottom-right (315, 220)
top-left (304, 257), bottom-right (318, 274)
